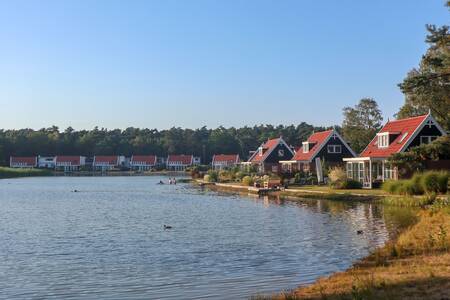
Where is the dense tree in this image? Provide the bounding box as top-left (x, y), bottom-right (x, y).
top-left (0, 123), bottom-right (330, 166)
top-left (342, 98), bottom-right (383, 154)
top-left (397, 3), bottom-right (450, 130)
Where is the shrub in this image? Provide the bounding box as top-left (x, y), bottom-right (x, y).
top-left (242, 175), bottom-right (254, 186)
top-left (437, 172), bottom-right (449, 194)
top-left (382, 180), bottom-right (402, 194)
top-left (409, 173), bottom-right (424, 195)
top-left (328, 167), bottom-right (347, 183)
top-left (340, 179), bottom-right (362, 189)
top-left (294, 172), bottom-right (302, 183)
top-left (203, 174), bottom-right (211, 182)
top-left (421, 171), bottom-right (441, 194)
top-left (206, 170), bottom-right (218, 182)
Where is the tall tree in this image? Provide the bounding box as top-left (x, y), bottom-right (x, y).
top-left (342, 98), bottom-right (383, 154)
top-left (397, 3), bottom-right (450, 130)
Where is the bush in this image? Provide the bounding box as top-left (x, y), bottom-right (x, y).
top-left (340, 179), bottom-right (362, 189)
top-left (294, 172), bottom-right (302, 183)
top-left (409, 173), bottom-right (424, 195)
top-left (437, 172), bottom-right (449, 194)
top-left (203, 174), bottom-right (211, 182)
top-left (206, 170), bottom-right (218, 182)
top-left (382, 180), bottom-right (402, 194)
top-left (242, 175), bottom-right (254, 186)
top-left (421, 171), bottom-right (441, 194)
top-left (328, 167), bottom-right (347, 183)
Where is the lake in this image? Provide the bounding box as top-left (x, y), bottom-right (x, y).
top-left (0, 176), bottom-right (413, 299)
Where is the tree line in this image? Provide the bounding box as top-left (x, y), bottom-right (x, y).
top-left (0, 123), bottom-right (331, 165)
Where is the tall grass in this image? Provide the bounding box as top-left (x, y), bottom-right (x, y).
top-left (0, 167), bottom-right (52, 179)
top-left (382, 171), bottom-right (449, 196)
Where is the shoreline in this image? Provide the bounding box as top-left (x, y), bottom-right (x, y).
top-left (0, 168), bottom-right (189, 180)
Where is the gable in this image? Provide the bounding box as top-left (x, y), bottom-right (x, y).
top-left (315, 135), bottom-right (356, 162)
top-left (263, 143), bottom-right (294, 163)
top-left (405, 122), bottom-right (445, 150)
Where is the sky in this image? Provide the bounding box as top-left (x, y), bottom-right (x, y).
top-left (0, 0), bottom-right (448, 130)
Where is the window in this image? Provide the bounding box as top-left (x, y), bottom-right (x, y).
top-left (377, 133), bottom-right (389, 148)
top-left (327, 145), bottom-right (341, 153)
top-left (420, 136), bottom-right (438, 145)
top-left (398, 132), bottom-right (408, 143)
top-left (278, 149), bottom-right (284, 157)
top-left (258, 147), bottom-right (263, 156)
top-left (346, 163), bottom-right (353, 179)
top-left (302, 142), bottom-right (309, 153)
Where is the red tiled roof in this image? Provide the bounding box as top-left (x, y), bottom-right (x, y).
top-left (94, 156), bottom-right (119, 165)
top-left (56, 156), bottom-right (81, 165)
top-left (131, 155), bottom-right (157, 165)
top-left (360, 114), bottom-right (428, 158)
top-left (212, 154), bottom-right (239, 164)
top-left (10, 156), bottom-right (37, 166)
top-left (291, 130), bottom-right (333, 162)
top-left (167, 155), bottom-right (193, 165)
top-left (249, 138), bottom-right (282, 163)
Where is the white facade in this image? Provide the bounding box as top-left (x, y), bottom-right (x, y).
top-left (38, 156), bottom-right (56, 169)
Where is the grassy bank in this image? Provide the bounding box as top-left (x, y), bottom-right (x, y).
top-left (255, 210), bottom-right (450, 300)
top-left (0, 167), bottom-right (52, 179)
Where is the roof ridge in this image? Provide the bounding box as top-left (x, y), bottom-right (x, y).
top-left (388, 114), bottom-right (428, 123)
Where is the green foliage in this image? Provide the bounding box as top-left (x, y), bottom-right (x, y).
top-left (203, 174), bottom-right (211, 182)
top-left (422, 171), bottom-right (449, 194)
top-left (382, 171), bottom-right (448, 196)
top-left (206, 170), bottom-right (218, 182)
top-left (382, 180), bottom-right (403, 194)
top-left (242, 175), bottom-right (254, 186)
top-left (397, 22), bottom-right (450, 130)
top-left (388, 136), bottom-right (450, 176)
top-left (0, 167), bottom-right (52, 179)
top-left (342, 98), bottom-right (383, 153)
top-left (294, 172), bottom-right (302, 183)
top-left (340, 179), bottom-right (362, 189)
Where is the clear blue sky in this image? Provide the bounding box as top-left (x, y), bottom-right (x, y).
top-left (0, 0), bottom-right (448, 130)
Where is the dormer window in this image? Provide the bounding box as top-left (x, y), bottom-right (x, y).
top-left (377, 132), bottom-right (389, 148)
top-left (302, 142), bottom-right (309, 153)
top-left (398, 132), bottom-right (408, 143)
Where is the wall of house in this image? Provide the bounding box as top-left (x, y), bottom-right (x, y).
top-left (406, 124), bottom-right (444, 149)
top-left (314, 137), bottom-right (354, 163)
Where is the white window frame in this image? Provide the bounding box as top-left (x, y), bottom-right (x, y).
top-left (302, 142), bottom-right (309, 153)
top-left (377, 132), bottom-right (389, 148)
top-left (420, 136), bottom-right (438, 145)
top-left (327, 144), bottom-right (342, 154)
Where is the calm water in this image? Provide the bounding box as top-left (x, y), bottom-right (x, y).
top-left (0, 176), bottom-right (413, 300)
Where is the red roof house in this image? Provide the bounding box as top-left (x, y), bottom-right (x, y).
top-left (244, 137), bottom-right (295, 173)
top-left (10, 156), bottom-right (37, 168)
top-left (281, 129), bottom-right (356, 175)
top-left (93, 156), bottom-right (121, 170)
top-left (211, 154), bottom-right (240, 170)
top-left (166, 155), bottom-right (194, 171)
top-left (130, 155), bottom-right (157, 170)
top-left (344, 113), bottom-right (446, 188)
top-left (55, 156), bottom-right (86, 171)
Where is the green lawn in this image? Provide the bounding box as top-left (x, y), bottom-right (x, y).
top-left (287, 185), bottom-right (387, 196)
